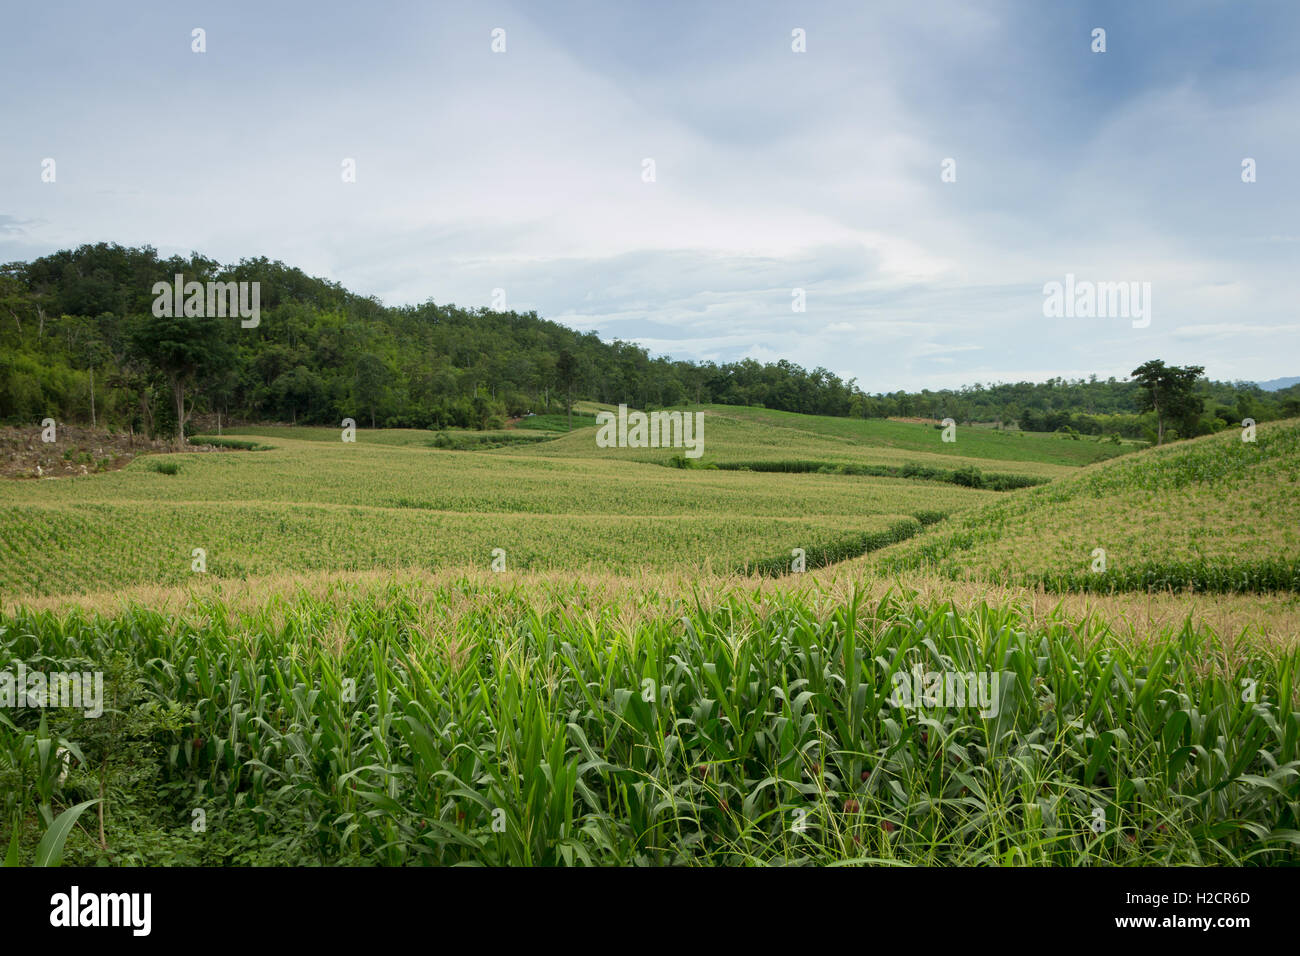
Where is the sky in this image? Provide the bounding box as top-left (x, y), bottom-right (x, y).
top-left (1, 0), bottom-right (1296, 392)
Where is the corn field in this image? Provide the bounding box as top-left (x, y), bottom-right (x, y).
top-left (874, 419), bottom-right (1300, 594)
top-left (3, 579), bottom-right (1296, 866)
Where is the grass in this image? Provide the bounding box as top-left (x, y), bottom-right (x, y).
top-left (698, 406), bottom-right (1136, 467)
top-left (211, 425), bottom-right (555, 447)
top-left (713, 459), bottom-right (1048, 491)
top-left (518, 412), bottom-right (599, 433)
top-left (498, 405), bottom-right (1134, 478)
top-left (872, 418), bottom-right (1300, 594)
top-left (0, 428), bottom-right (997, 597)
top-left (1, 574), bottom-right (1295, 866)
top-left (192, 437), bottom-right (273, 452)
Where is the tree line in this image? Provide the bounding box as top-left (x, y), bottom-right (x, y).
top-left (1, 243), bottom-right (1295, 445)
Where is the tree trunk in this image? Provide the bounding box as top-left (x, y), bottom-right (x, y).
top-left (174, 381), bottom-right (187, 447)
top-left (140, 391), bottom-right (154, 440)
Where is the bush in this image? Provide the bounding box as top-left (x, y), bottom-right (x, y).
top-left (194, 437), bottom-right (270, 451)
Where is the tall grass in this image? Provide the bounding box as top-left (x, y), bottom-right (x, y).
top-left (2, 580), bottom-right (1296, 865)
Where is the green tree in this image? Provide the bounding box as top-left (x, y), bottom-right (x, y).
top-left (353, 352), bottom-right (389, 428)
top-left (272, 366), bottom-right (326, 425)
top-left (1131, 360), bottom-right (1205, 444)
top-left (556, 348), bottom-right (578, 431)
top-left (129, 312), bottom-right (233, 446)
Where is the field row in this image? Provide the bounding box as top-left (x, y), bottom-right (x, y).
top-left (871, 420), bottom-right (1300, 593)
top-left (0, 503), bottom-right (927, 596)
top-left (1, 437), bottom-right (995, 516)
top-left (497, 407), bottom-right (1121, 478)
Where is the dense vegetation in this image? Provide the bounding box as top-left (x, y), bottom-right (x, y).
top-left (3, 243), bottom-right (1295, 441)
top-left (0, 244), bottom-right (865, 433)
top-left (3, 578), bottom-right (1297, 866)
top-left (899, 376), bottom-right (1298, 440)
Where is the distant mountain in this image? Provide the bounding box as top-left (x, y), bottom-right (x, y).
top-left (1256, 376), bottom-right (1300, 392)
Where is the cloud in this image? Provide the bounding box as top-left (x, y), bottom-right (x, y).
top-left (1, 0), bottom-right (1297, 389)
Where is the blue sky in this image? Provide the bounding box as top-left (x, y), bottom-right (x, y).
top-left (2, 0), bottom-right (1296, 391)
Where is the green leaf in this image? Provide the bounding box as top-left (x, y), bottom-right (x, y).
top-left (3, 818), bottom-right (21, 867)
top-left (34, 799), bottom-right (101, 867)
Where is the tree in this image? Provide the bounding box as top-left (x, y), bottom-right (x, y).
top-left (0, 274), bottom-right (27, 335)
top-left (130, 312), bottom-right (233, 446)
top-left (1131, 360), bottom-right (1204, 444)
top-left (353, 352), bottom-right (389, 428)
top-left (66, 317), bottom-right (110, 427)
top-left (272, 366), bottom-right (326, 425)
top-left (556, 348), bottom-right (578, 431)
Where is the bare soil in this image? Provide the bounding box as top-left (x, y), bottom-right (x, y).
top-left (0, 425), bottom-right (226, 479)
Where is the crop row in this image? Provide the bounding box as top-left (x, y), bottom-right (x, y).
top-left (0, 503), bottom-right (927, 597)
top-left (1, 581), bottom-right (1295, 865)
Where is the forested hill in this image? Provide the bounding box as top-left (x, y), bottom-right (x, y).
top-left (0, 243), bottom-right (865, 433)
top-left (1, 242), bottom-right (1295, 439)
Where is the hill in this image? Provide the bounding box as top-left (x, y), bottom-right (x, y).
top-left (495, 403), bottom-right (1135, 484)
top-left (1257, 376), bottom-right (1300, 392)
top-left (870, 418), bottom-right (1300, 593)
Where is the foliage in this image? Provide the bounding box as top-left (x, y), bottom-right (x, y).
top-left (1131, 360), bottom-right (1206, 445)
top-left (1, 582), bottom-right (1295, 866)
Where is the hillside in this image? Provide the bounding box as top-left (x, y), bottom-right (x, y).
top-left (1258, 376), bottom-right (1300, 392)
top-left (0, 400), bottom-right (1128, 599)
top-left (3, 402), bottom-right (1297, 871)
top-left (492, 403), bottom-right (1134, 483)
top-left (870, 418), bottom-right (1300, 593)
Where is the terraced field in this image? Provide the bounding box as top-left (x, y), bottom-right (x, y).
top-left (0, 423), bottom-right (997, 597)
top-left (872, 418), bottom-right (1300, 593)
top-left (498, 404), bottom-right (1131, 480)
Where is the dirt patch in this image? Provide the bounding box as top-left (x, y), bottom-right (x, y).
top-left (0, 425), bottom-right (228, 479)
